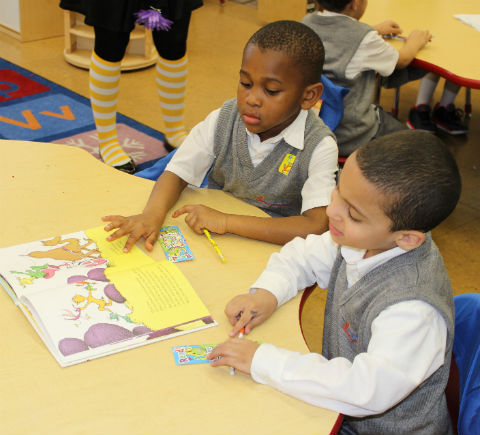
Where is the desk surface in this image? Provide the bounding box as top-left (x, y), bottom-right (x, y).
top-left (363, 0), bottom-right (480, 88)
top-left (0, 140), bottom-right (338, 435)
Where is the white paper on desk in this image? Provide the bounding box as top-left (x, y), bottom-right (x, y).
top-left (454, 14), bottom-right (480, 32)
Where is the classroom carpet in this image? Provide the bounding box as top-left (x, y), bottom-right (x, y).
top-left (0, 58), bottom-right (168, 170)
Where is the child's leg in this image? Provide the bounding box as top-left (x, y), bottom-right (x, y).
top-left (152, 14), bottom-right (192, 148)
top-left (415, 72), bottom-right (440, 105)
top-left (90, 27), bottom-right (136, 173)
top-left (407, 73), bottom-right (440, 133)
top-left (439, 80), bottom-right (461, 107)
top-left (432, 81), bottom-right (468, 135)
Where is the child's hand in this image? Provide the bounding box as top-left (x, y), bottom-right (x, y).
top-left (225, 289), bottom-right (278, 337)
top-left (374, 20), bottom-right (402, 36)
top-left (101, 213), bottom-right (162, 252)
top-left (405, 29), bottom-right (432, 49)
top-left (207, 337), bottom-right (260, 375)
top-left (172, 204), bottom-right (228, 234)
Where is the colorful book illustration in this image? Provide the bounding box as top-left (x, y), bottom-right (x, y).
top-left (172, 344), bottom-right (217, 365)
top-left (158, 225), bottom-right (194, 263)
top-left (0, 226), bottom-right (216, 367)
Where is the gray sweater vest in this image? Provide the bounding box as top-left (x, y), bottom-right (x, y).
top-left (323, 234), bottom-right (454, 435)
top-left (207, 98), bottom-right (333, 217)
top-left (302, 14), bottom-right (379, 156)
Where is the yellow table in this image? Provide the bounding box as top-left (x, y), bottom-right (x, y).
top-left (363, 0), bottom-right (480, 89)
top-left (0, 140), bottom-right (339, 435)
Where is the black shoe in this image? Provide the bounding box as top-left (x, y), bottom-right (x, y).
top-left (113, 159), bottom-right (137, 174)
top-left (163, 139), bottom-right (176, 153)
top-left (406, 104), bottom-right (437, 133)
top-left (432, 103), bottom-right (469, 135)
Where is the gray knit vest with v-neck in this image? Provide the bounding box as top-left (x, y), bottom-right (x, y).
top-left (302, 14), bottom-right (379, 156)
top-left (323, 234), bottom-right (454, 435)
top-left (207, 98), bottom-right (333, 217)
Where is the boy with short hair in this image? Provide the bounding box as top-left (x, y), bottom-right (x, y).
top-left (302, 0), bottom-right (431, 156)
top-left (209, 130), bottom-right (461, 435)
top-left (103, 20), bottom-right (338, 251)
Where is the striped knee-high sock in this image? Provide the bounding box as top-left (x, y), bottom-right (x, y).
top-left (89, 52), bottom-right (132, 167)
top-left (155, 55), bottom-right (188, 148)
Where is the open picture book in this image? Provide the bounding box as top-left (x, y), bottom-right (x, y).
top-left (0, 226), bottom-right (216, 367)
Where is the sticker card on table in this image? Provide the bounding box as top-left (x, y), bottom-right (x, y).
top-left (158, 226), bottom-right (194, 263)
top-left (172, 344), bottom-right (217, 365)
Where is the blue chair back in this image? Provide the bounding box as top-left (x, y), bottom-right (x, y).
top-left (451, 293), bottom-right (480, 434)
top-left (319, 75), bottom-right (349, 132)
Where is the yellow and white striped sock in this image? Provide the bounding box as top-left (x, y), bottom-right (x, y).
top-left (89, 52), bottom-right (132, 167)
top-left (155, 55), bottom-right (188, 148)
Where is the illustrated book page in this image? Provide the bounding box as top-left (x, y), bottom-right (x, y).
top-left (0, 227), bottom-right (216, 367)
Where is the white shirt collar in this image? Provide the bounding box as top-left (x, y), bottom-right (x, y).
top-left (317, 9), bottom-right (357, 22)
top-left (246, 110), bottom-right (307, 150)
top-left (340, 243), bottom-right (408, 287)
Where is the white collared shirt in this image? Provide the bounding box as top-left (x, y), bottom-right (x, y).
top-left (250, 232), bottom-right (447, 417)
top-left (165, 107), bottom-right (338, 213)
top-left (317, 10), bottom-right (399, 80)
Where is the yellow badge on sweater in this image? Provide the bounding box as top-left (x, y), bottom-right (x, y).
top-left (279, 153), bottom-right (296, 175)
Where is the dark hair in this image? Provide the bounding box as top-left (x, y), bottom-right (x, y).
top-left (317, 0), bottom-right (352, 12)
top-left (355, 130), bottom-right (461, 232)
top-left (247, 20), bottom-right (324, 85)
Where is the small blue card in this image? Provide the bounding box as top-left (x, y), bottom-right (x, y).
top-left (158, 226), bottom-right (194, 263)
top-left (172, 344), bottom-right (217, 365)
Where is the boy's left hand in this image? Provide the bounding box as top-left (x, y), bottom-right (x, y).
top-left (207, 338), bottom-right (260, 375)
top-left (374, 20), bottom-right (402, 36)
top-left (172, 204), bottom-right (228, 234)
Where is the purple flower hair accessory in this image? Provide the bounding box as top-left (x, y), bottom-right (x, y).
top-left (135, 7), bottom-right (173, 31)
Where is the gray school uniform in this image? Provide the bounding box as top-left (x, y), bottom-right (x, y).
top-left (302, 13), bottom-right (405, 156)
top-left (325, 234), bottom-right (454, 435)
top-left (208, 98), bottom-right (334, 217)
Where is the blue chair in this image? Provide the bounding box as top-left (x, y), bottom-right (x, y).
top-left (446, 293), bottom-right (480, 434)
top-left (319, 74), bottom-right (348, 133)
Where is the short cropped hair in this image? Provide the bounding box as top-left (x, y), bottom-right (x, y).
top-left (356, 130), bottom-right (461, 232)
top-left (318, 0), bottom-right (352, 12)
top-left (247, 20), bottom-right (325, 85)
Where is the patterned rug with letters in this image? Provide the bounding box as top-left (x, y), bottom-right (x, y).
top-left (0, 58), bottom-right (168, 170)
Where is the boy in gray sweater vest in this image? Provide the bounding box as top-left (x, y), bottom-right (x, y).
top-left (102, 21), bottom-right (337, 251)
top-left (302, 0), bottom-right (431, 156)
top-left (209, 130), bottom-right (461, 435)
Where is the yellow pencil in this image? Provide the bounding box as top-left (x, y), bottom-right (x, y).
top-left (203, 229), bottom-right (226, 262)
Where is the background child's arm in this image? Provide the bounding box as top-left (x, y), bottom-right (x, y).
top-left (172, 205), bottom-right (329, 245)
top-left (373, 20), bottom-right (402, 36)
top-left (102, 171), bottom-right (188, 252)
top-left (396, 29), bottom-right (431, 68)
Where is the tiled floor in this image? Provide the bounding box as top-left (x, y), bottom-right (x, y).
top-left (1, 0), bottom-right (478, 353)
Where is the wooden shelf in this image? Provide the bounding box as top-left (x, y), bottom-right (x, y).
top-left (63, 11), bottom-right (156, 71)
top-left (63, 49), bottom-right (157, 71)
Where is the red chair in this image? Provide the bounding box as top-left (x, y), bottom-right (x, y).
top-left (299, 285), bottom-right (344, 435)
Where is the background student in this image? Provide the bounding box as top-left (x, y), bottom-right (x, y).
top-left (302, 0), bottom-right (430, 156)
top-left (102, 20), bottom-right (338, 250)
top-left (209, 130), bottom-right (461, 435)
top-left (59, 0), bottom-right (203, 173)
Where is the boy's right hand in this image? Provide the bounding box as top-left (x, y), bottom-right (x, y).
top-left (405, 29), bottom-right (432, 50)
top-left (102, 213), bottom-right (162, 252)
top-left (225, 289), bottom-right (278, 337)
